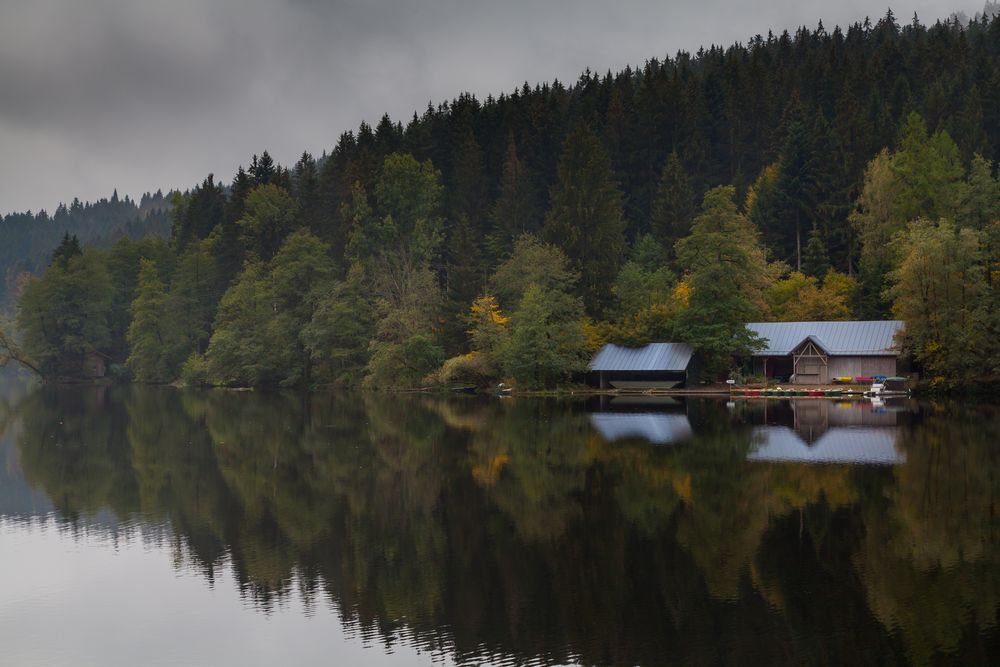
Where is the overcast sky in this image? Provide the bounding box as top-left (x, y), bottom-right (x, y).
top-left (0, 0), bottom-right (985, 216)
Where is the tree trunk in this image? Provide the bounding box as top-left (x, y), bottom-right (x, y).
top-left (796, 214), bottom-right (802, 272)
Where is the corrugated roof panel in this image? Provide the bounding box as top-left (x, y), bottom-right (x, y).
top-left (589, 343), bottom-right (694, 372)
top-left (746, 321), bottom-right (904, 356)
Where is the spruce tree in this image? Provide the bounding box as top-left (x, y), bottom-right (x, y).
top-left (487, 136), bottom-right (539, 262)
top-left (773, 104), bottom-right (821, 270)
top-left (171, 175), bottom-right (225, 250)
top-left (215, 167), bottom-right (253, 284)
top-left (801, 224), bottom-right (830, 279)
top-left (292, 152), bottom-right (321, 235)
top-left (448, 129), bottom-right (485, 234)
top-left (650, 151), bottom-right (695, 258)
top-left (51, 233), bottom-right (82, 268)
top-left (542, 122), bottom-right (626, 316)
top-left (443, 214), bottom-right (483, 354)
top-left (249, 151), bottom-right (277, 185)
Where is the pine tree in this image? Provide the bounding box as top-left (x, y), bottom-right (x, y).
top-left (773, 104), bottom-right (821, 269)
top-left (292, 152), bottom-right (321, 235)
top-left (448, 128), bottom-right (485, 233)
top-left (542, 122), bottom-right (626, 316)
top-left (486, 136), bottom-right (539, 262)
top-left (215, 166), bottom-right (253, 284)
top-left (171, 175), bottom-right (225, 250)
top-left (316, 132), bottom-right (360, 264)
top-left (650, 151), bottom-right (695, 259)
top-left (801, 224), bottom-right (830, 279)
top-left (443, 214), bottom-right (483, 353)
top-left (51, 233), bottom-right (82, 268)
top-left (957, 85), bottom-right (990, 162)
top-left (249, 151), bottom-right (277, 186)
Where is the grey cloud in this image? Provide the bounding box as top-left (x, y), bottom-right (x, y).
top-left (0, 0), bottom-right (984, 214)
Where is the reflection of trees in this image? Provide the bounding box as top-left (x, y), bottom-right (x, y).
top-left (467, 399), bottom-right (590, 542)
top-left (10, 388), bottom-right (1000, 665)
top-left (125, 387), bottom-right (239, 573)
top-left (855, 405), bottom-right (1000, 666)
top-left (18, 386), bottom-right (138, 519)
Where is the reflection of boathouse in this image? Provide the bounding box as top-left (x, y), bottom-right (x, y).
top-left (747, 321), bottom-right (904, 384)
top-left (588, 343), bottom-right (693, 389)
top-left (588, 395), bottom-right (693, 445)
top-left (747, 399), bottom-right (904, 465)
top-left (590, 413), bottom-right (693, 445)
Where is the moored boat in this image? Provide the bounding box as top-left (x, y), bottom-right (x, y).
top-left (867, 376), bottom-right (909, 396)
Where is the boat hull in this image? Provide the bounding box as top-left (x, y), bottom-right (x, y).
top-left (609, 380), bottom-right (682, 390)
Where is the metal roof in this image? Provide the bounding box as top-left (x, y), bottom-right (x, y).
top-left (589, 343), bottom-right (694, 372)
top-left (746, 321), bottom-right (904, 356)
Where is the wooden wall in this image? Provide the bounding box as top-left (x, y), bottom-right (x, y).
top-left (828, 356), bottom-right (897, 379)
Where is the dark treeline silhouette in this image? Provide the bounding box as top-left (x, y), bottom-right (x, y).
top-left (0, 191), bottom-right (171, 310)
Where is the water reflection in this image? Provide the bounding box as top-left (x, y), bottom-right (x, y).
top-left (737, 399), bottom-right (906, 465)
top-left (589, 396), bottom-right (692, 445)
top-left (1, 386), bottom-right (999, 666)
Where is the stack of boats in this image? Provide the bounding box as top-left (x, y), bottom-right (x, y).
top-left (731, 387), bottom-right (851, 397)
top-left (731, 376), bottom-right (910, 398)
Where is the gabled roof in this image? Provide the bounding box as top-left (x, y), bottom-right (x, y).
top-left (589, 343), bottom-right (694, 372)
top-left (746, 321), bottom-right (904, 356)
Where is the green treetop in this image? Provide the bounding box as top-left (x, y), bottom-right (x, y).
top-left (542, 122), bottom-right (626, 316)
top-left (126, 259), bottom-right (177, 383)
top-left (675, 186), bottom-right (769, 377)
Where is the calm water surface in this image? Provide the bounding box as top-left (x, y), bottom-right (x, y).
top-left (0, 382), bottom-right (998, 666)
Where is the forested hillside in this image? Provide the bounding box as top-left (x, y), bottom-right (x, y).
top-left (0, 191), bottom-right (172, 311)
top-left (5, 9), bottom-right (1000, 388)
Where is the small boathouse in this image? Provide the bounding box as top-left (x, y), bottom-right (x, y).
top-left (588, 342), bottom-right (694, 389)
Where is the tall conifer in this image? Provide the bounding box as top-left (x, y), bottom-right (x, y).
top-left (542, 122), bottom-right (626, 316)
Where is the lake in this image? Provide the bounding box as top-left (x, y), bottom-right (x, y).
top-left (0, 384), bottom-right (998, 666)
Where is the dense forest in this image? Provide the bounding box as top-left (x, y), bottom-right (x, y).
top-left (4, 8), bottom-right (1000, 388)
top-left (0, 191), bottom-right (172, 310)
